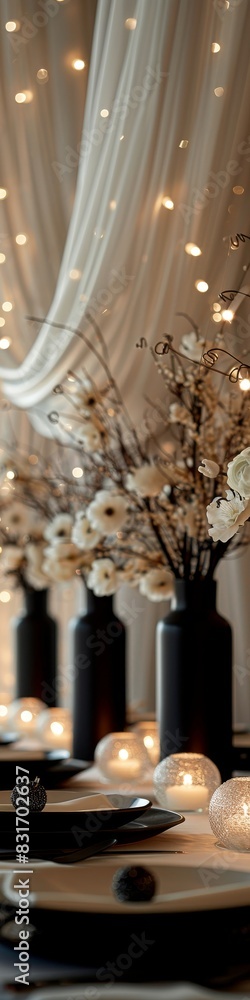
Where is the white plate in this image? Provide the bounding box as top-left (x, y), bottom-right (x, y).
top-left (2, 857), bottom-right (250, 914)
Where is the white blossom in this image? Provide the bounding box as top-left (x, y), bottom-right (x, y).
top-left (139, 568), bottom-right (174, 602)
top-left (72, 514), bottom-right (102, 550)
top-left (206, 491), bottom-right (250, 542)
top-left (125, 464), bottom-right (166, 497)
top-left (87, 491), bottom-right (128, 533)
top-left (227, 447), bottom-right (250, 499)
top-left (0, 545), bottom-right (24, 572)
top-left (43, 514), bottom-right (73, 543)
top-left (180, 331), bottom-right (205, 362)
top-left (0, 503), bottom-right (36, 537)
top-left (87, 558), bottom-right (118, 596)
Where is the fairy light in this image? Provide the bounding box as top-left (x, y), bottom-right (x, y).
top-left (211, 42), bottom-right (220, 53)
top-left (0, 254), bottom-right (6, 263)
top-left (6, 470), bottom-right (15, 479)
top-left (179, 139), bottom-right (189, 148)
top-left (15, 234), bottom-right (27, 245)
top-left (0, 337), bottom-right (11, 349)
top-left (72, 466), bottom-right (83, 478)
top-left (233, 185), bottom-right (244, 195)
top-left (195, 280), bottom-right (209, 292)
top-left (185, 243), bottom-right (202, 256)
top-left (36, 68), bottom-right (49, 82)
top-left (0, 591), bottom-right (11, 603)
top-left (50, 721), bottom-right (64, 735)
top-left (162, 197), bottom-right (174, 210)
top-left (125, 18), bottom-right (137, 29)
top-left (15, 91), bottom-right (33, 103)
top-left (221, 309), bottom-right (234, 321)
top-left (0, 189), bottom-right (7, 200)
top-left (239, 377), bottom-right (250, 392)
top-left (109, 200), bottom-right (117, 210)
top-left (100, 109), bottom-right (109, 118)
top-left (2, 302), bottom-right (13, 312)
top-left (72, 59), bottom-right (85, 70)
top-left (5, 21), bottom-right (20, 31)
top-left (212, 313), bottom-right (222, 323)
top-left (0, 319), bottom-right (5, 328)
top-left (69, 269), bottom-right (81, 280)
top-left (213, 302), bottom-right (221, 311)
top-left (214, 87), bottom-right (224, 97)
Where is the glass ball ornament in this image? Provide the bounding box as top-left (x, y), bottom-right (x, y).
top-left (153, 753), bottom-right (221, 812)
top-left (209, 777), bottom-right (250, 851)
top-left (94, 731), bottom-right (151, 783)
top-left (7, 698), bottom-right (47, 736)
top-left (35, 707), bottom-right (72, 751)
top-left (133, 720), bottom-right (160, 767)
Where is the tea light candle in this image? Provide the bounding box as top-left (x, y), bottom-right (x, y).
top-left (209, 777), bottom-right (250, 851)
top-left (164, 774), bottom-right (209, 811)
top-left (154, 752), bottom-right (221, 812)
top-left (94, 731), bottom-right (150, 783)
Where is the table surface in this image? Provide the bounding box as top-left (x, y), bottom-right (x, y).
top-left (1, 762), bottom-right (250, 996)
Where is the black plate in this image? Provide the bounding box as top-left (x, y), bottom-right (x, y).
top-left (0, 794), bottom-right (151, 854)
top-left (114, 805), bottom-right (185, 843)
top-left (0, 749), bottom-right (91, 788)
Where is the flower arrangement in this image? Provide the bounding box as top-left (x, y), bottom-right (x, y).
top-left (2, 315), bottom-right (250, 601)
top-left (18, 313), bottom-right (249, 602)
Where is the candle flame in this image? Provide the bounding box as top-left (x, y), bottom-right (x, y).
top-left (118, 748), bottom-right (129, 760)
top-left (20, 710), bottom-right (33, 723)
top-left (183, 773), bottom-right (193, 786)
top-left (144, 735), bottom-right (154, 749)
top-left (243, 802), bottom-right (249, 817)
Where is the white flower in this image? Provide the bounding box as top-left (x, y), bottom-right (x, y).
top-left (198, 458), bottom-right (220, 478)
top-left (74, 423), bottom-right (103, 451)
top-left (87, 558), bottom-right (118, 596)
top-left (44, 541), bottom-right (80, 559)
top-left (206, 491), bottom-right (250, 542)
top-left (227, 447), bottom-right (250, 499)
top-left (0, 503), bottom-right (35, 536)
top-left (69, 379), bottom-right (101, 411)
top-left (72, 515), bottom-right (102, 550)
top-left (87, 491), bottom-right (128, 533)
top-left (0, 545), bottom-right (24, 571)
top-left (43, 551), bottom-right (82, 582)
top-left (43, 514), bottom-right (73, 543)
top-left (125, 464), bottom-right (166, 497)
top-left (180, 331), bottom-right (205, 362)
top-left (139, 568), bottom-right (174, 602)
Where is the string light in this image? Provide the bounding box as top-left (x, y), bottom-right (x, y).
top-left (0, 592), bottom-right (11, 603)
top-left (195, 280), bottom-right (209, 292)
top-left (0, 318), bottom-right (5, 327)
top-left (5, 21), bottom-right (20, 31)
top-left (185, 243), bottom-right (202, 256)
top-left (221, 309), bottom-right (234, 321)
top-left (69, 269), bottom-right (81, 280)
top-left (162, 197), bottom-right (174, 210)
top-left (214, 87), bottom-right (224, 97)
top-left (0, 189), bottom-right (7, 200)
top-left (233, 185), bottom-right (244, 195)
top-left (0, 253), bottom-right (6, 263)
top-left (36, 69), bottom-right (49, 83)
top-left (213, 302), bottom-right (221, 311)
top-left (72, 466), bottom-right (83, 478)
top-left (72, 59), bottom-right (85, 71)
top-left (212, 313), bottom-right (222, 323)
top-left (211, 42), bottom-right (220, 53)
top-left (125, 18), bottom-right (137, 29)
top-left (2, 302), bottom-right (13, 312)
top-left (100, 108), bottom-right (109, 118)
top-left (0, 337), bottom-right (11, 349)
top-left (15, 234), bottom-right (27, 245)
top-left (179, 139), bottom-right (189, 148)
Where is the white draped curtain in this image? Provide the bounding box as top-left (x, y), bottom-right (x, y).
top-left (0, 0), bottom-right (250, 725)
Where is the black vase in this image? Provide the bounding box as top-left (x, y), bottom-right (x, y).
top-left (156, 578), bottom-right (233, 783)
top-left (71, 588), bottom-right (126, 762)
top-left (14, 588), bottom-right (58, 707)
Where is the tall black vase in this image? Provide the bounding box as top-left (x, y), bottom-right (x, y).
top-left (14, 588), bottom-right (58, 707)
top-left (71, 588), bottom-right (126, 762)
top-left (156, 578), bottom-right (233, 783)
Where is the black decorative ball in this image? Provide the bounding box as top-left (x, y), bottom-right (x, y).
top-left (112, 865), bottom-right (156, 902)
top-left (11, 776), bottom-right (47, 812)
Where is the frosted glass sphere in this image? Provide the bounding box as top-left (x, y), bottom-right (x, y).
top-left (133, 720), bottom-right (160, 767)
top-left (209, 777), bottom-right (250, 851)
top-left (36, 707), bottom-right (72, 751)
top-left (94, 731), bottom-right (151, 783)
top-left (154, 752), bottom-right (221, 812)
top-left (7, 698), bottom-right (46, 736)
